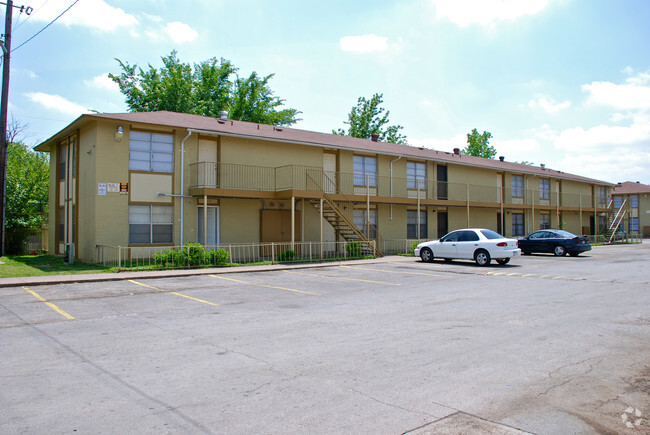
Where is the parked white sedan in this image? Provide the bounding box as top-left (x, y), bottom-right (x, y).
top-left (414, 228), bottom-right (521, 266)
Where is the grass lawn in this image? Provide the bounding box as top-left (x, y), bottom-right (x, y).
top-left (0, 255), bottom-right (114, 278)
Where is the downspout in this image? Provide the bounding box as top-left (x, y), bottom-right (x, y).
top-left (389, 155), bottom-right (402, 220)
top-left (180, 130), bottom-right (193, 245)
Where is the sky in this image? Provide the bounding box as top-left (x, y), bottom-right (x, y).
top-left (7, 0), bottom-right (650, 185)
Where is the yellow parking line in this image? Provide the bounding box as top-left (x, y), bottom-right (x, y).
top-left (210, 275), bottom-right (320, 296)
top-left (521, 274), bottom-right (535, 277)
top-left (283, 269), bottom-right (401, 286)
top-left (507, 273), bottom-right (521, 276)
top-left (341, 265), bottom-right (441, 277)
top-left (552, 276), bottom-right (565, 280)
top-left (128, 280), bottom-right (220, 306)
top-left (23, 287), bottom-right (75, 320)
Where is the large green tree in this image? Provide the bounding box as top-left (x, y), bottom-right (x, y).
top-left (333, 93), bottom-right (407, 144)
top-left (109, 51), bottom-right (301, 126)
top-left (5, 141), bottom-right (49, 254)
top-left (463, 128), bottom-right (496, 159)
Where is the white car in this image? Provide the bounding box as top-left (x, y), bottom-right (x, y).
top-left (414, 228), bottom-right (521, 266)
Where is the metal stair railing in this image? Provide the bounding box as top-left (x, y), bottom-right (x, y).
top-left (607, 199), bottom-right (627, 243)
top-left (306, 171), bottom-right (383, 257)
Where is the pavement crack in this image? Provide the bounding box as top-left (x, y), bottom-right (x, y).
top-left (350, 388), bottom-right (439, 418)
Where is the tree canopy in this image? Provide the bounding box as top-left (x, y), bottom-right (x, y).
top-left (463, 128), bottom-right (496, 159)
top-left (109, 51), bottom-right (301, 126)
top-left (333, 93), bottom-right (407, 144)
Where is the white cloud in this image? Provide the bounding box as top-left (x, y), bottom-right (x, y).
top-left (84, 73), bottom-right (119, 91)
top-left (340, 34), bottom-right (390, 53)
top-left (583, 73), bottom-right (650, 110)
top-left (29, 0), bottom-right (138, 31)
top-left (430, 0), bottom-right (551, 27)
top-left (24, 92), bottom-right (89, 116)
top-left (555, 121), bottom-right (650, 151)
top-left (165, 21), bottom-right (199, 43)
top-left (528, 95), bottom-right (571, 114)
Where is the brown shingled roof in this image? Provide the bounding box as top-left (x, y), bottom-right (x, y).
top-left (612, 181), bottom-right (650, 194)
top-left (39, 110), bottom-right (613, 186)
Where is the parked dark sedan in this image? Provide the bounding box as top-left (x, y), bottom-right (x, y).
top-left (518, 229), bottom-right (591, 257)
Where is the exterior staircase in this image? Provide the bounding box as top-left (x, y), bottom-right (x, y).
top-left (306, 172), bottom-right (383, 257)
top-left (605, 199), bottom-right (627, 243)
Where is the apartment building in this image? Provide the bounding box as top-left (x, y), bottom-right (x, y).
top-left (611, 181), bottom-right (650, 237)
top-left (34, 111), bottom-right (613, 262)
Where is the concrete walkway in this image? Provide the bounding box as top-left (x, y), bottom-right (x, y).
top-left (0, 255), bottom-right (414, 288)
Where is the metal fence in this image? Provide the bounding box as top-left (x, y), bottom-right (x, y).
top-left (95, 240), bottom-right (378, 271)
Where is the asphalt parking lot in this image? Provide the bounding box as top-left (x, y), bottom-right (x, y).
top-left (1, 242), bottom-right (649, 434)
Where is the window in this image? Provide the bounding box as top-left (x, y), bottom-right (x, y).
top-left (407, 162), bottom-right (426, 190)
top-left (539, 179), bottom-right (550, 200)
top-left (353, 156), bottom-right (377, 186)
top-left (353, 209), bottom-right (377, 239)
top-left (407, 210), bottom-right (427, 239)
top-left (129, 205), bottom-right (173, 244)
top-left (512, 213), bottom-right (524, 236)
top-left (512, 175), bottom-right (524, 197)
top-left (598, 187), bottom-right (607, 204)
top-left (539, 214), bottom-right (551, 229)
top-left (613, 195), bottom-right (623, 209)
top-left (630, 217), bottom-right (639, 232)
top-left (129, 131), bottom-right (174, 172)
top-left (630, 195), bottom-right (639, 208)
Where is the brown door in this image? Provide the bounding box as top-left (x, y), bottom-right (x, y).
top-left (260, 210), bottom-right (301, 243)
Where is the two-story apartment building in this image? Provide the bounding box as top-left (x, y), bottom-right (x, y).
top-left (611, 181), bottom-right (650, 237)
top-left (34, 111), bottom-right (613, 262)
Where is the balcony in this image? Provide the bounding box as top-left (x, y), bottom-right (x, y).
top-left (189, 162), bottom-right (608, 209)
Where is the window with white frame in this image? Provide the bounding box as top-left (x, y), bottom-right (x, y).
top-left (613, 195), bottom-right (623, 209)
top-left (539, 179), bottom-right (550, 200)
top-left (129, 205), bottom-right (173, 244)
top-left (598, 187), bottom-right (607, 204)
top-left (630, 217), bottom-right (639, 232)
top-left (512, 175), bottom-right (524, 197)
top-left (353, 155), bottom-right (377, 186)
top-left (512, 213), bottom-right (525, 236)
top-left (630, 195), bottom-right (639, 208)
top-left (539, 214), bottom-right (551, 229)
top-left (407, 210), bottom-right (427, 239)
top-left (353, 209), bottom-right (377, 239)
top-left (407, 162), bottom-right (426, 190)
top-left (129, 131), bottom-right (174, 172)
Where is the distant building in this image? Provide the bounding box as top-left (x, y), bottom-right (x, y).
top-left (35, 111), bottom-right (613, 262)
top-left (611, 181), bottom-right (650, 237)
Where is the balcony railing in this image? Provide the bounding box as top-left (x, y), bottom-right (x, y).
top-left (189, 162), bottom-right (609, 208)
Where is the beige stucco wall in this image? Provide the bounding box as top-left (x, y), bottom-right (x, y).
top-left (220, 136), bottom-right (323, 168)
top-left (75, 126), bottom-right (97, 261)
top-left (220, 198), bottom-right (261, 244)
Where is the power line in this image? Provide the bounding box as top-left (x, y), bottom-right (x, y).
top-left (13, 0), bottom-right (51, 31)
top-left (12, 0), bottom-right (79, 52)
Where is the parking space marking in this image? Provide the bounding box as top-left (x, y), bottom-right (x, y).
top-left (341, 265), bottom-right (443, 277)
top-left (128, 280), bottom-right (220, 306)
top-left (282, 270), bottom-right (401, 286)
top-left (22, 286), bottom-right (75, 320)
top-left (209, 275), bottom-right (321, 296)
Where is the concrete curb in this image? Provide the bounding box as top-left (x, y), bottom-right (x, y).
top-left (0, 255), bottom-right (415, 288)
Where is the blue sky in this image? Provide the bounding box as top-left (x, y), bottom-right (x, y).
top-left (8, 0), bottom-right (650, 184)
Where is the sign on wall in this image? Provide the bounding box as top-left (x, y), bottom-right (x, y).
top-left (97, 183), bottom-right (107, 196)
top-left (120, 183), bottom-right (129, 195)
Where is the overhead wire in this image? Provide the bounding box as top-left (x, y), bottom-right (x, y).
top-left (14, 0), bottom-right (53, 32)
top-left (12, 0), bottom-right (80, 52)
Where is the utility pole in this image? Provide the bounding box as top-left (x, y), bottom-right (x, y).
top-left (0, 0), bottom-right (13, 256)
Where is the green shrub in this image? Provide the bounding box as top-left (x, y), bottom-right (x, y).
top-left (346, 242), bottom-right (363, 257)
top-left (174, 243), bottom-right (208, 266)
top-left (208, 248), bottom-right (230, 266)
top-left (409, 241), bottom-right (419, 255)
top-left (277, 249), bottom-right (297, 262)
top-left (152, 249), bottom-right (176, 267)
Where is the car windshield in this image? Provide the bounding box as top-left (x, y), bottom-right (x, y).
top-left (556, 230), bottom-right (576, 238)
top-left (480, 229), bottom-right (504, 240)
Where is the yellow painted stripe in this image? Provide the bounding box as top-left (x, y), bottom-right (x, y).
top-left (552, 276), bottom-right (565, 280)
top-left (341, 265), bottom-right (441, 277)
top-left (128, 280), bottom-right (220, 306)
top-left (507, 273), bottom-right (521, 276)
top-left (522, 274), bottom-right (535, 277)
top-left (283, 270), bottom-right (401, 286)
top-left (23, 287), bottom-right (75, 320)
top-left (210, 274), bottom-right (320, 296)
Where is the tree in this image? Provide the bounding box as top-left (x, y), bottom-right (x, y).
top-left (5, 141), bottom-right (49, 254)
top-left (463, 128), bottom-right (496, 159)
top-left (109, 50), bottom-right (301, 126)
top-left (333, 93), bottom-right (407, 144)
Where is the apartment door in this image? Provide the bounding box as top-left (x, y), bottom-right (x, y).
top-left (437, 165), bottom-right (448, 199)
top-left (198, 139), bottom-right (218, 187)
top-left (323, 153), bottom-right (337, 193)
top-left (198, 206), bottom-right (220, 247)
top-left (437, 211), bottom-right (448, 238)
top-left (260, 210), bottom-right (301, 242)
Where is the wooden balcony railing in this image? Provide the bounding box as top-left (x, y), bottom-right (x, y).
top-left (189, 162), bottom-right (609, 209)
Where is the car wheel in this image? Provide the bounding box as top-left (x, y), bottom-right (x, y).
top-left (496, 258), bottom-right (510, 265)
top-left (569, 252), bottom-right (579, 257)
top-left (420, 247), bottom-right (434, 263)
top-left (553, 245), bottom-right (567, 256)
top-left (474, 249), bottom-right (491, 266)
